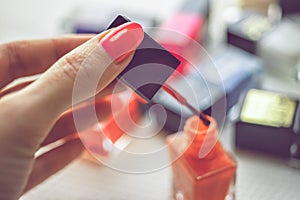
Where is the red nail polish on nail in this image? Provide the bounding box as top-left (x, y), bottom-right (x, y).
top-left (100, 22), bottom-right (144, 63)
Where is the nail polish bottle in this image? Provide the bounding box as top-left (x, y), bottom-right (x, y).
top-left (81, 91), bottom-right (144, 163)
top-left (167, 116), bottom-right (237, 200)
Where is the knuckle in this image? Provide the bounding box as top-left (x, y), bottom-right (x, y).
top-left (5, 41), bottom-right (29, 79)
top-left (62, 55), bottom-right (81, 81)
top-left (58, 51), bottom-right (87, 82)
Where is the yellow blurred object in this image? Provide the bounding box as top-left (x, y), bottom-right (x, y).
top-left (239, 0), bottom-right (276, 12)
top-left (240, 89), bottom-right (296, 128)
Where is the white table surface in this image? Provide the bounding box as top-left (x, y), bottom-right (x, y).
top-left (21, 120), bottom-right (300, 200)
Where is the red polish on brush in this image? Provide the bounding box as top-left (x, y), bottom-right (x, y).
top-left (162, 83), bottom-right (210, 126)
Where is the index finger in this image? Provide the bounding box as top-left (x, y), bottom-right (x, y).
top-left (0, 35), bottom-right (93, 89)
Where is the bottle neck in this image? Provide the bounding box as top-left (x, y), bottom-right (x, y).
top-left (183, 116), bottom-right (223, 160)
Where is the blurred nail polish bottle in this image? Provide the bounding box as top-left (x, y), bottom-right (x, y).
top-left (81, 91), bottom-right (144, 163)
top-left (167, 116), bottom-right (237, 200)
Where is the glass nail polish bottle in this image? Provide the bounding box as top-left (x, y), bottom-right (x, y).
top-left (167, 116), bottom-right (237, 200)
top-left (81, 91), bottom-right (144, 163)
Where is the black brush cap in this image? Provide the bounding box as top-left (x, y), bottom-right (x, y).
top-left (106, 15), bottom-right (181, 101)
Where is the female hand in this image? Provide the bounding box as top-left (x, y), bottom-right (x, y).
top-left (0, 22), bottom-right (144, 199)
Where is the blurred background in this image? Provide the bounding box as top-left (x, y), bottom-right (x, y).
top-left (0, 0), bottom-right (181, 42)
top-left (1, 0), bottom-right (300, 199)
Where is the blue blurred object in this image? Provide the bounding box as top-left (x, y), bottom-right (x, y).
top-left (209, 46), bottom-right (263, 108)
top-left (152, 46), bottom-right (263, 132)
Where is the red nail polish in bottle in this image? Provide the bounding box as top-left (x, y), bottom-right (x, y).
top-left (167, 116), bottom-right (237, 200)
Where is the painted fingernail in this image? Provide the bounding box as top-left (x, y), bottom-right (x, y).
top-left (100, 22), bottom-right (144, 63)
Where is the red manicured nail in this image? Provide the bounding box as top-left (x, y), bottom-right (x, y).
top-left (100, 22), bottom-right (144, 63)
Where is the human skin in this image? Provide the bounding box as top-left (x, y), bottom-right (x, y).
top-left (0, 22), bottom-right (144, 199)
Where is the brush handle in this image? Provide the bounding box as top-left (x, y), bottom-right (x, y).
top-left (162, 84), bottom-right (210, 126)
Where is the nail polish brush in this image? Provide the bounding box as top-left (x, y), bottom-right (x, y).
top-left (162, 83), bottom-right (210, 126)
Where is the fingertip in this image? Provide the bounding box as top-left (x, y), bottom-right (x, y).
top-left (99, 22), bottom-right (144, 63)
